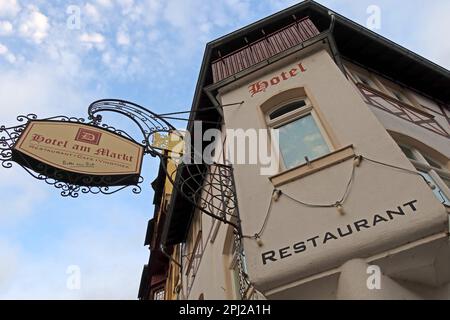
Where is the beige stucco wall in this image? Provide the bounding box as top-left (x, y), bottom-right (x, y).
top-left (216, 48), bottom-right (449, 295)
top-left (180, 126), bottom-right (241, 300)
top-left (182, 214), bottom-right (232, 300)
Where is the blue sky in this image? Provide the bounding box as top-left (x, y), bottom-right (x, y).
top-left (0, 0), bottom-right (449, 299)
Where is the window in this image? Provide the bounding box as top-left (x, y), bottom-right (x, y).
top-left (399, 145), bottom-right (416, 161)
top-left (355, 72), bottom-right (375, 88)
top-left (443, 177), bottom-right (450, 189)
top-left (418, 171), bottom-right (450, 205)
top-left (388, 87), bottom-right (411, 105)
top-left (153, 288), bottom-right (165, 300)
top-left (267, 99), bottom-right (331, 170)
top-left (423, 156), bottom-right (443, 169)
top-left (398, 143), bottom-right (450, 206)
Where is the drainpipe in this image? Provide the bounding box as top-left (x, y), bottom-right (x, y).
top-left (328, 10), bottom-right (336, 32)
top-left (205, 89), bottom-right (224, 120)
top-left (326, 11), bottom-right (347, 76)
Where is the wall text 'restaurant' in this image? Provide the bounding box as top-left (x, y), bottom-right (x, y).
top-left (261, 200), bottom-right (418, 265)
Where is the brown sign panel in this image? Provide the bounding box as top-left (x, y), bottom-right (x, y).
top-left (12, 120), bottom-right (144, 186)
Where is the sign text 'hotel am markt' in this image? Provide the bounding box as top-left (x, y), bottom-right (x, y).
top-left (12, 120), bottom-right (144, 186)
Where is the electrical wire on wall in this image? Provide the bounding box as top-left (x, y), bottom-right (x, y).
top-left (156, 101), bottom-right (245, 124)
top-left (241, 154), bottom-right (441, 246)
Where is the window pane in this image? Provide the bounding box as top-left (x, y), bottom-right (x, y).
top-left (357, 74), bottom-right (373, 88)
top-left (154, 289), bottom-right (165, 300)
top-left (443, 178), bottom-right (450, 189)
top-left (423, 155), bottom-right (442, 169)
top-left (269, 101), bottom-right (306, 120)
top-left (399, 145), bottom-right (416, 160)
top-left (419, 171), bottom-right (450, 206)
top-left (278, 114), bottom-right (330, 169)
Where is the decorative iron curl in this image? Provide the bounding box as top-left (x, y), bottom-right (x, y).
top-left (87, 99), bottom-right (182, 157)
top-left (0, 114), bottom-right (37, 169)
top-left (160, 153), bottom-right (241, 230)
top-left (20, 163), bottom-right (144, 198)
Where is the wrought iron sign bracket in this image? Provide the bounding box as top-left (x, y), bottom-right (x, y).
top-left (0, 99), bottom-right (241, 233)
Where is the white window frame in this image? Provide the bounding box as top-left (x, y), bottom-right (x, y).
top-left (354, 71), bottom-right (376, 89)
top-left (266, 98), bottom-right (333, 171)
top-left (153, 287), bottom-right (165, 300)
top-left (386, 85), bottom-right (413, 106)
top-left (399, 144), bottom-right (450, 205)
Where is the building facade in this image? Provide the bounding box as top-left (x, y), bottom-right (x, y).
top-left (142, 0), bottom-right (450, 300)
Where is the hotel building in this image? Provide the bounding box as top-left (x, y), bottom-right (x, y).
top-left (140, 0), bottom-right (450, 300)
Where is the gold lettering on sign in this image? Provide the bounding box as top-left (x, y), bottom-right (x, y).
top-left (14, 121), bottom-right (143, 175)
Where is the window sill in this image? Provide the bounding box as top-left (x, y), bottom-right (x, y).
top-left (269, 145), bottom-right (355, 187)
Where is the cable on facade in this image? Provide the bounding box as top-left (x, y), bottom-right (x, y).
top-left (361, 155), bottom-right (447, 204)
top-left (156, 116), bottom-right (223, 125)
top-left (157, 101), bottom-right (245, 117)
top-left (157, 101), bottom-right (245, 124)
top-left (240, 154), bottom-right (439, 244)
top-left (241, 190), bottom-right (276, 245)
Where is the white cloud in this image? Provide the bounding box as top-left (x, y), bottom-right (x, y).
top-left (80, 32), bottom-right (105, 44)
top-left (116, 30), bottom-right (130, 46)
top-left (96, 0), bottom-right (113, 8)
top-left (0, 62), bottom-right (98, 125)
top-left (19, 6), bottom-right (49, 43)
top-left (0, 20), bottom-right (13, 35)
top-left (0, 43), bottom-right (7, 54)
top-left (0, 42), bottom-right (16, 63)
top-left (84, 3), bottom-right (101, 22)
top-left (117, 0), bottom-right (134, 11)
top-left (0, 0), bottom-right (20, 18)
top-left (79, 32), bottom-right (106, 50)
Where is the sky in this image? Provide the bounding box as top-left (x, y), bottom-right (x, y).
top-left (0, 0), bottom-right (449, 299)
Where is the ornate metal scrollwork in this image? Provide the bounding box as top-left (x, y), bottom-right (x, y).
top-left (171, 162), bottom-right (239, 223)
top-left (87, 99), bottom-right (180, 157)
top-left (1, 114), bottom-right (38, 169)
top-left (86, 99), bottom-right (240, 226)
top-left (1, 100), bottom-right (240, 227)
top-left (1, 99), bottom-right (249, 296)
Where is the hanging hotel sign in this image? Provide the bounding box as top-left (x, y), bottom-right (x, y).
top-left (0, 100), bottom-right (177, 197)
top-left (12, 120), bottom-right (144, 186)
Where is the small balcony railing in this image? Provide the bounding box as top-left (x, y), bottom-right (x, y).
top-left (211, 17), bottom-right (320, 83)
top-left (356, 82), bottom-right (450, 138)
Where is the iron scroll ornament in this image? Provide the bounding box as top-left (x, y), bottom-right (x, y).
top-left (0, 100), bottom-right (247, 297)
top-left (87, 99), bottom-right (241, 229)
top-left (87, 99), bottom-right (178, 157)
top-left (0, 99), bottom-right (240, 230)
